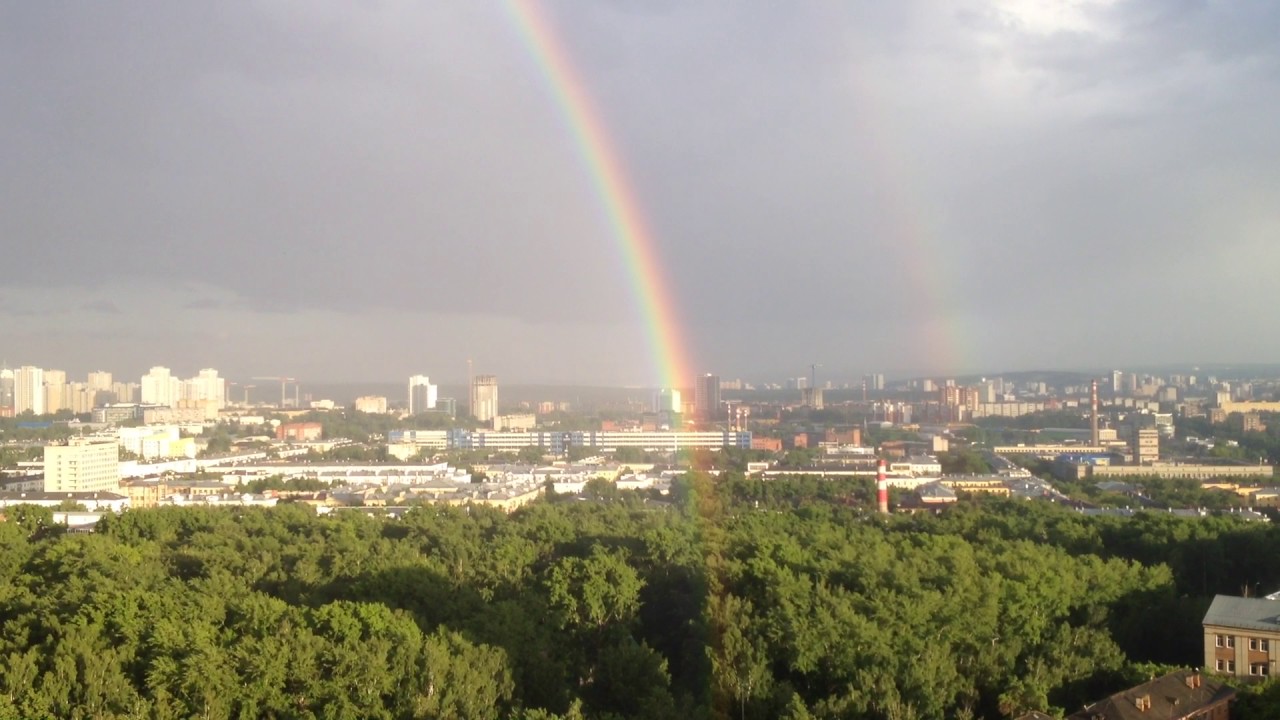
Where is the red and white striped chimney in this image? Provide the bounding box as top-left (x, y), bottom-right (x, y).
top-left (877, 458), bottom-right (889, 514)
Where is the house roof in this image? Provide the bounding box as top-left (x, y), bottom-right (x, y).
top-left (1014, 712), bottom-right (1059, 720)
top-left (1067, 670), bottom-right (1234, 720)
top-left (1203, 594), bottom-right (1280, 632)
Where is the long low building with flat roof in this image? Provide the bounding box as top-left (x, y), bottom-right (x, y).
top-left (445, 430), bottom-right (750, 452)
top-left (994, 444), bottom-right (1108, 457)
top-left (1076, 462), bottom-right (1274, 481)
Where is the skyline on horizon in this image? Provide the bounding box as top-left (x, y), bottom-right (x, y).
top-left (4, 2), bottom-right (1279, 385)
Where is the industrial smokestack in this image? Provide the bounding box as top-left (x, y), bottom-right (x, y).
top-left (1090, 379), bottom-right (1099, 447)
top-left (877, 458), bottom-right (889, 514)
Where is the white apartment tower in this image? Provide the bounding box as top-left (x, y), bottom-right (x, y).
top-left (43, 437), bottom-right (120, 493)
top-left (141, 366), bottom-right (180, 407)
top-left (14, 366), bottom-right (45, 415)
top-left (408, 375), bottom-right (438, 414)
top-left (183, 369), bottom-right (226, 409)
top-left (470, 375), bottom-right (498, 423)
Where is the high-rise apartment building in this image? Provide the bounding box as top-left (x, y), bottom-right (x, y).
top-left (14, 366), bottom-right (45, 415)
top-left (112, 382), bottom-right (138, 404)
top-left (43, 437), bottom-right (120, 493)
top-left (408, 375), bottom-right (438, 414)
top-left (141, 367), bottom-right (180, 407)
top-left (0, 368), bottom-right (13, 416)
top-left (182, 369), bottom-right (226, 409)
top-left (43, 369), bottom-right (68, 413)
top-left (470, 375), bottom-right (499, 423)
top-left (87, 371), bottom-right (113, 393)
top-left (695, 374), bottom-right (721, 421)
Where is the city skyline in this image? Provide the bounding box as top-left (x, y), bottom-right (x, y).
top-left (3, 3), bottom-right (1280, 384)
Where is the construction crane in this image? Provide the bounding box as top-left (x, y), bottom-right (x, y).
top-left (227, 382), bottom-right (256, 406)
top-left (251, 376), bottom-right (297, 408)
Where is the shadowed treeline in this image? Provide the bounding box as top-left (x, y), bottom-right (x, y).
top-left (3, 485), bottom-right (1280, 718)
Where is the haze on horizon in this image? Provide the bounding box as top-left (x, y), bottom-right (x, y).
top-left (2, 1), bottom-right (1278, 386)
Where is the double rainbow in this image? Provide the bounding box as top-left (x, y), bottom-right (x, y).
top-left (504, 0), bottom-right (693, 391)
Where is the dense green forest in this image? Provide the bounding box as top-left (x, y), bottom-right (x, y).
top-left (2, 476), bottom-right (1280, 719)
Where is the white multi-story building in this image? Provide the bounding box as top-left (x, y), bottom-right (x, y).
top-left (471, 375), bottom-right (498, 423)
top-left (118, 425), bottom-right (197, 460)
top-left (44, 437), bottom-right (121, 493)
top-left (141, 367), bottom-right (180, 407)
top-left (355, 396), bottom-right (389, 414)
top-left (653, 388), bottom-right (681, 414)
top-left (14, 366), bottom-right (45, 415)
top-left (182, 369), bottom-right (226, 409)
top-left (408, 375), bottom-right (438, 414)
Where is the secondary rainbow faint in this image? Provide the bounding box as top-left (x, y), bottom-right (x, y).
top-left (503, 0), bottom-right (693, 391)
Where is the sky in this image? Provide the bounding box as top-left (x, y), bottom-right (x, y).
top-left (2, 0), bottom-right (1279, 386)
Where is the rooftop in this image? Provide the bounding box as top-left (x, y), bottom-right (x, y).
top-left (1203, 594), bottom-right (1280, 632)
top-left (1068, 669), bottom-right (1233, 720)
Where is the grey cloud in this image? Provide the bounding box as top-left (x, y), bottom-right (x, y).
top-left (81, 300), bottom-right (121, 314)
top-left (2, 1), bottom-right (1278, 381)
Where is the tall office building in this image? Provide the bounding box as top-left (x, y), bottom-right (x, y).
top-left (0, 368), bottom-right (13, 415)
top-left (470, 375), bottom-right (499, 423)
top-left (141, 366), bottom-right (180, 407)
top-left (14, 366), bottom-right (44, 415)
top-left (43, 369), bottom-right (68, 413)
top-left (695, 374), bottom-right (721, 421)
top-left (408, 375), bottom-right (438, 414)
top-left (43, 437), bottom-right (120, 492)
top-left (1132, 427), bottom-right (1159, 465)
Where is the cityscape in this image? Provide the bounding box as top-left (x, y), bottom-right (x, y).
top-left (5, 1), bottom-right (1280, 719)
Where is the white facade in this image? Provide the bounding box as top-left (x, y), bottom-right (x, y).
top-left (182, 369), bottom-right (226, 409)
top-left (43, 438), bottom-right (121, 493)
top-left (653, 388), bottom-right (681, 414)
top-left (141, 367), bottom-right (180, 407)
top-left (471, 375), bottom-right (498, 422)
top-left (14, 366), bottom-right (44, 415)
top-left (355, 396), bottom-right (389, 414)
top-left (408, 375), bottom-right (438, 414)
top-left (118, 426), bottom-right (197, 460)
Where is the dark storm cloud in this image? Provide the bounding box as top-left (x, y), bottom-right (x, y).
top-left (2, 1), bottom-right (1278, 382)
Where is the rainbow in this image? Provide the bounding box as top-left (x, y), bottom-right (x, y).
top-left (844, 54), bottom-right (970, 376)
top-left (503, 0), bottom-right (693, 391)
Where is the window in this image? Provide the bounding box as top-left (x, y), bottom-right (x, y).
top-left (1217, 635), bottom-right (1224, 647)
top-left (1251, 638), bottom-right (1259, 651)
top-left (1227, 636), bottom-right (1236, 649)
top-left (1264, 639), bottom-right (1271, 652)
top-left (1216, 659), bottom-right (1224, 671)
top-left (1228, 660), bottom-right (1236, 673)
